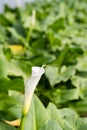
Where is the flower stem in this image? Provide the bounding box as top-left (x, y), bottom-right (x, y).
top-left (26, 10), bottom-right (36, 47)
top-left (26, 25), bottom-right (33, 45)
top-left (20, 115), bottom-right (26, 130)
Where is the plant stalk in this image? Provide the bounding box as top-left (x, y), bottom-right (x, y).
top-left (26, 25), bottom-right (33, 45)
top-left (26, 10), bottom-right (36, 47)
top-left (20, 115), bottom-right (26, 130)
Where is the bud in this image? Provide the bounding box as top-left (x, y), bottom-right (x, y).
top-left (31, 10), bottom-right (36, 26)
top-left (23, 66), bottom-right (44, 115)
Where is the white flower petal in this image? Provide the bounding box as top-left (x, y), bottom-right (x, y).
top-left (32, 67), bottom-right (45, 77)
top-left (23, 66), bottom-right (45, 115)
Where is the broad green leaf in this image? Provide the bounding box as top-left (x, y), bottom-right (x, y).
top-left (63, 117), bottom-right (87, 130)
top-left (1, 0), bottom-right (87, 119)
top-left (7, 59), bottom-right (31, 79)
top-left (0, 121), bottom-right (17, 130)
top-left (45, 66), bottom-right (76, 86)
top-left (71, 76), bottom-right (87, 89)
top-left (0, 46), bottom-right (31, 79)
top-left (55, 66), bottom-right (76, 84)
top-left (47, 32), bottom-right (63, 51)
top-left (47, 103), bottom-right (63, 127)
top-left (0, 14), bottom-right (11, 26)
top-left (76, 55), bottom-right (87, 71)
top-left (40, 120), bottom-right (62, 130)
top-left (30, 53), bottom-right (55, 66)
top-left (44, 88), bottom-right (79, 104)
top-left (71, 99), bottom-right (87, 114)
top-left (49, 17), bottom-right (65, 31)
top-left (7, 27), bottom-right (26, 46)
top-left (4, 12), bottom-right (16, 23)
top-left (71, 76), bottom-right (87, 99)
top-left (45, 66), bottom-right (59, 86)
top-left (0, 78), bottom-right (24, 91)
top-left (0, 93), bottom-right (16, 112)
top-left (0, 91), bottom-right (23, 120)
top-left (59, 108), bottom-right (78, 118)
top-left (24, 95), bottom-right (49, 130)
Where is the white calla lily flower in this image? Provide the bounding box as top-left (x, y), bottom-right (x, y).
top-left (31, 10), bottom-right (36, 26)
top-left (23, 66), bottom-right (45, 115)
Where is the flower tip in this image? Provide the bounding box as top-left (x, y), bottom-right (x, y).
top-left (32, 66), bottom-right (45, 77)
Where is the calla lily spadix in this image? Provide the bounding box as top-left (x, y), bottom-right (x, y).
top-left (22, 66), bottom-right (45, 116)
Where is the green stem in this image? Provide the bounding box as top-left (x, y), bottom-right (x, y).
top-left (26, 25), bottom-right (33, 45)
top-left (26, 10), bottom-right (36, 48)
top-left (20, 115), bottom-right (26, 130)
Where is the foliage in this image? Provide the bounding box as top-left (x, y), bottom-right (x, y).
top-left (1, 93), bottom-right (87, 130)
top-left (0, 0), bottom-right (87, 129)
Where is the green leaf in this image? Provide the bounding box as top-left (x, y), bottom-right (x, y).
top-left (59, 108), bottom-right (78, 118)
top-left (45, 66), bottom-right (76, 86)
top-left (0, 121), bottom-right (17, 130)
top-left (76, 55), bottom-right (87, 71)
top-left (44, 88), bottom-right (79, 104)
top-left (71, 76), bottom-right (87, 99)
top-left (45, 66), bottom-right (59, 86)
top-left (49, 17), bottom-right (65, 31)
top-left (0, 91), bottom-right (23, 120)
top-left (64, 117), bottom-right (87, 130)
top-left (7, 59), bottom-right (32, 79)
top-left (7, 27), bottom-right (26, 46)
top-left (24, 95), bottom-right (49, 130)
top-left (47, 103), bottom-right (63, 127)
top-left (0, 14), bottom-right (11, 26)
top-left (30, 53), bottom-right (55, 66)
top-left (40, 120), bottom-right (62, 130)
top-left (71, 99), bottom-right (87, 114)
top-left (0, 46), bottom-right (31, 79)
top-left (0, 78), bottom-right (24, 91)
top-left (55, 66), bottom-right (76, 84)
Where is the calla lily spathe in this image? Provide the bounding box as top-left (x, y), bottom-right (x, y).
top-left (23, 66), bottom-right (45, 115)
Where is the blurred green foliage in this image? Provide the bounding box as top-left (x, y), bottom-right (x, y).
top-left (0, 0), bottom-right (87, 129)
